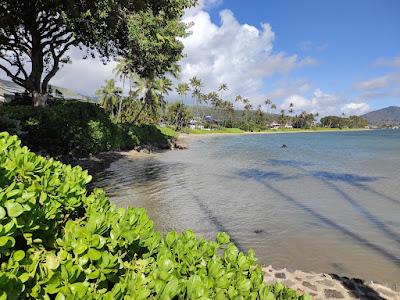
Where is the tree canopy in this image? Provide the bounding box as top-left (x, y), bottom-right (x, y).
top-left (0, 0), bottom-right (196, 105)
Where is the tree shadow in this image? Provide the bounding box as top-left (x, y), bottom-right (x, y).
top-left (329, 274), bottom-right (385, 299)
top-left (266, 160), bottom-right (400, 245)
top-left (268, 159), bottom-right (400, 206)
top-left (236, 168), bottom-right (400, 268)
top-left (237, 169), bottom-right (298, 181)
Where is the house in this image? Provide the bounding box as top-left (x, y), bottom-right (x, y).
top-left (0, 79), bottom-right (89, 104)
top-left (284, 123), bottom-right (293, 129)
top-left (269, 121), bottom-right (281, 129)
top-left (189, 119), bottom-right (204, 130)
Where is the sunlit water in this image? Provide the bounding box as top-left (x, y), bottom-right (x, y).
top-left (95, 130), bottom-right (400, 284)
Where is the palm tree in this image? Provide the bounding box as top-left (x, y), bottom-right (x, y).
top-left (243, 98), bottom-right (252, 129)
top-left (218, 83), bottom-right (228, 93)
top-left (176, 83), bottom-right (190, 104)
top-left (279, 109), bottom-right (287, 125)
top-left (189, 76), bottom-right (204, 120)
top-left (131, 76), bottom-right (162, 123)
top-left (265, 98), bottom-right (272, 114)
top-left (235, 95), bottom-right (243, 103)
top-left (96, 79), bottom-right (122, 119)
top-left (189, 76), bottom-right (203, 103)
top-left (157, 77), bottom-right (173, 111)
top-left (223, 100), bottom-right (234, 127)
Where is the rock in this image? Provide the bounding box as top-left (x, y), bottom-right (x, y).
top-left (275, 272), bottom-right (286, 279)
top-left (324, 289), bottom-right (344, 298)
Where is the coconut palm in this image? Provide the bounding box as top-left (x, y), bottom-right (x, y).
top-left (176, 83), bottom-right (190, 103)
top-left (130, 76), bottom-right (163, 123)
top-left (96, 79), bottom-right (122, 119)
top-left (189, 76), bottom-right (203, 103)
top-left (218, 83), bottom-right (228, 92)
top-left (265, 98), bottom-right (272, 113)
top-left (157, 77), bottom-right (173, 107)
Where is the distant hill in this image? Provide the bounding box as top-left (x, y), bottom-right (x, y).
top-left (362, 106), bottom-right (400, 126)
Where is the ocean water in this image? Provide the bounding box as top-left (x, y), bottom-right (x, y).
top-left (95, 130), bottom-right (400, 284)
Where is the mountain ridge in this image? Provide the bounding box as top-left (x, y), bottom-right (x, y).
top-left (362, 106), bottom-right (400, 126)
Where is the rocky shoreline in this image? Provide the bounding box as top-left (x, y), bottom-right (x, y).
top-left (263, 266), bottom-right (400, 299)
top-left (71, 137), bottom-right (399, 299)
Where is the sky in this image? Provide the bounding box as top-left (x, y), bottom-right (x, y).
top-left (2, 0), bottom-right (400, 116)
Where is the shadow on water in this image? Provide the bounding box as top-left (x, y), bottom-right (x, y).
top-left (311, 171), bottom-right (380, 184)
top-left (236, 168), bottom-right (400, 268)
top-left (190, 193), bottom-right (245, 252)
top-left (96, 157), bottom-right (245, 252)
top-left (312, 170), bottom-right (400, 207)
top-left (268, 159), bottom-right (400, 206)
top-left (266, 160), bottom-right (400, 245)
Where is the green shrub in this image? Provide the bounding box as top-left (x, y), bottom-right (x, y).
top-left (0, 102), bottom-right (175, 158)
top-left (0, 132), bottom-right (308, 299)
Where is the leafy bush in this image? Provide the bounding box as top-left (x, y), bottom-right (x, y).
top-left (0, 132), bottom-right (309, 299)
top-left (0, 101), bottom-right (175, 158)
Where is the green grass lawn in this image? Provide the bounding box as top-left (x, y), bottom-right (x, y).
top-left (182, 127), bottom-right (369, 135)
top-left (182, 127), bottom-right (245, 134)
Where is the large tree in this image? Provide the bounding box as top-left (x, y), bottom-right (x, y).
top-left (0, 0), bottom-right (196, 106)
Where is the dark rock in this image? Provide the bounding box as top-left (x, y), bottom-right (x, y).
top-left (341, 280), bottom-right (355, 290)
top-left (275, 272), bottom-right (286, 279)
top-left (324, 289), bottom-right (344, 298)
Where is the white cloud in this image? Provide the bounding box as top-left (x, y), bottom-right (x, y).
top-left (373, 55), bottom-right (400, 68)
top-left (341, 102), bottom-right (370, 115)
top-left (353, 74), bottom-right (395, 90)
top-left (179, 9), bottom-right (315, 103)
top-left (50, 48), bottom-right (117, 96)
top-left (267, 79), bottom-right (312, 100)
top-left (281, 89), bottom-right (369, 116)
top-left (353, 72), bottom-right (400, 102)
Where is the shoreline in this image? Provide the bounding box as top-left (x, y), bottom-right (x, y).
top-left (77, 129), bottom-right (400, 297)
top-left (263, 265), bottom-right (400, 299)
top-left (179, 128), bottom-right (371, 139)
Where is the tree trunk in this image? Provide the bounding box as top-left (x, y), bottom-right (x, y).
top-left (117, 98), bottom-right (123, 123)
top-left (132, 102), bottom-right (146, 124)
top-left (33, 92), bottom-right (48, 107)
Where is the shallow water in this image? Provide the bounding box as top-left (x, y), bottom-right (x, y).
top-left (95, 130), bottom-right (400, 284)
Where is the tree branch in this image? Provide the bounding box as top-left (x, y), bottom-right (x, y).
top-left (0, 62), bottom-right (25, 87)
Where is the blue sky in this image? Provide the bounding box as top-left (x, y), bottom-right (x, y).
top-left (176, 0), bottom-right (400, 115)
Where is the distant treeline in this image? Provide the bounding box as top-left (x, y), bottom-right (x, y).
top-left (320, 115), bottom-right (368, 128)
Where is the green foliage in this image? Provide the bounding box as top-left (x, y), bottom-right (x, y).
top-left (0, 132), bottom-right (307, 299)
top-left (165, 102), bottom-right (193, 130)
top-left (320, 115), bottom-right (368, 129)
top-left (0, 101), bottom-right (175, 158)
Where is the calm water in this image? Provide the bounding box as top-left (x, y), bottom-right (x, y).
top-left (95, 130), bottom-right (400, 284)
